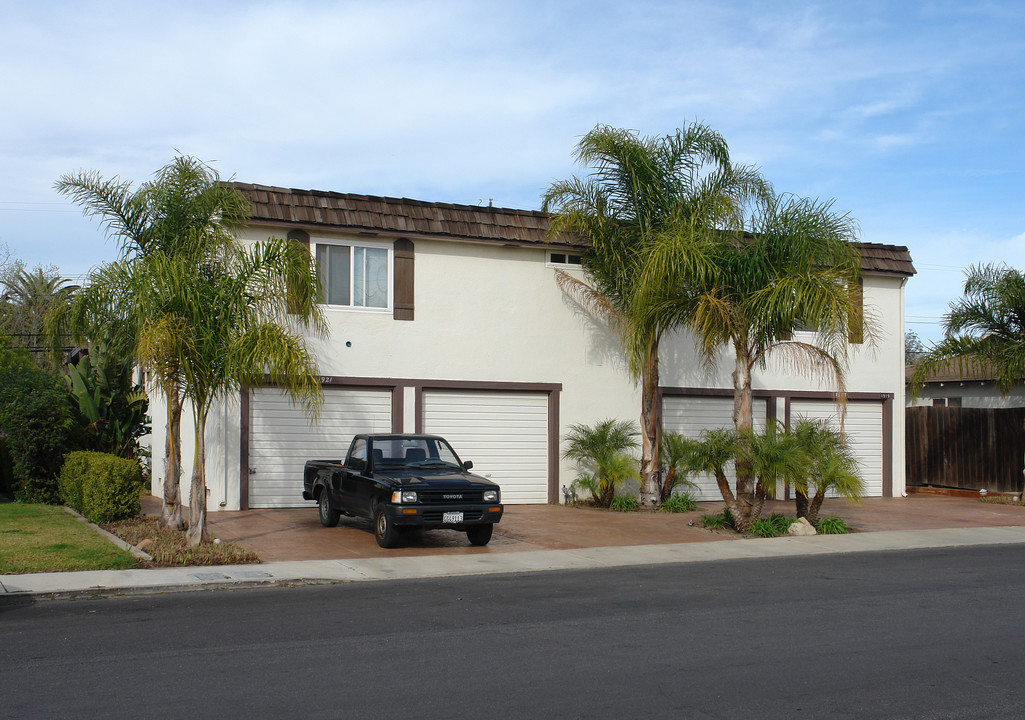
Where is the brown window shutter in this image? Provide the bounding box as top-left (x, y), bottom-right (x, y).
top-left (284, 230), bottom-right (312, 314)
top-left (848, 277), bottom-right (864, 344)
top-left (393, 238), bottom-right (414, 321)
top-left (286, 229), bottom-right (310, 251)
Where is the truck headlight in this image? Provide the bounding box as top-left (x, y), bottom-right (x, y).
top-left (483, 489), bottom-right (499, 503)
top-left (391, 490), bottom-right (418, 504)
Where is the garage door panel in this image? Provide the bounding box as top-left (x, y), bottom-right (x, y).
top-left (790, 400), bottom-right (883, 497)
top-left (662, 396), bottom-right (767, 502)
top-left (423, 391), bottom-right (549, 504)
top-left (249, 387), bottom-right (392, 508)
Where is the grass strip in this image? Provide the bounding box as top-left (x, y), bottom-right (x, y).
top-left (0, 504), bottom-right (138, 575)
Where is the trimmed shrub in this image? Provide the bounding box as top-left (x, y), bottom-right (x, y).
top-left (59, 451), bottom-right (141, 523)
top-left (58, 452), bottom-right (91, 511)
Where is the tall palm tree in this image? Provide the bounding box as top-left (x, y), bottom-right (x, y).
top-left (639, 192), bottom-right (864, 531)
top-left (909, 264), bottom-right (1025, 396)
top-left (52, 156), bottom-right (251, 529)
top-left (542, 124), bottom-right (766, 505)
top-left (136, 239), bottom-right (323, 545)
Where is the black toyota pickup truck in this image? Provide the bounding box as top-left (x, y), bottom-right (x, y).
top-left (303, 434), bottom-right (504, 548)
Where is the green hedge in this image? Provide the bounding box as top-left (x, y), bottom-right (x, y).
top-left (59, 451), bottom-right (141, 524)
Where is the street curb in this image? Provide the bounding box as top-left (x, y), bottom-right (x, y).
top-left (6, 525), bottom-right (1025, 601)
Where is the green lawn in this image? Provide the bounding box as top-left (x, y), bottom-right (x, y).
top-left (0, 503), bottom-right (139, 575)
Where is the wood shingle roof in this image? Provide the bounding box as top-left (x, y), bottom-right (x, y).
top-left (230, 182), bottom-right (916, 276)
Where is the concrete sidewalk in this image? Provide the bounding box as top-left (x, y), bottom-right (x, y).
top-left (4, 495), bottom-right (1025, 599)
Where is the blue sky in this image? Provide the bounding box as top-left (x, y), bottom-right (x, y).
top-left (1, 0), bottom-right (1023, 342)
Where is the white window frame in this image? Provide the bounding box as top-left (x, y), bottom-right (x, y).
top-left (314, 237), bottom-right (393, 313)
top-left (546, 250), bottom-right (584, 269)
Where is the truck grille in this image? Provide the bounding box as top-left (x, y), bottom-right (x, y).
top-left (418, 490), bottom-right (484, 504)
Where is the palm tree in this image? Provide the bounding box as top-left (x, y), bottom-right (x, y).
top-left (136, 238), bottom-right (323, 545)
top-left (52, 156), bottom-right (251, 529)
top-left (562, 418), bottom-right (639, 508)
top-left (909, 264), bottom-right (1025, 396)
top-left (658, 431), bottom-right (701, 504)
top-left (639, 192), bottom-right (864, 531)
top-left (542, 124), bottom-right (767, 506)
top-left (789, 418), bottom-right (863, 524)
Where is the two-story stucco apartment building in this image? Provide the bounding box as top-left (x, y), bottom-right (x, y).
top-left (146, 184), bottom-right (916, 511)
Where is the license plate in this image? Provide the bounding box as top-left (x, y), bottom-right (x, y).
top-left (443, 511), bottom-right (464, 524)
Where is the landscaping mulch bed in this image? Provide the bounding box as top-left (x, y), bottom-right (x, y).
top-left (103, 518), bottom-right (261, 567)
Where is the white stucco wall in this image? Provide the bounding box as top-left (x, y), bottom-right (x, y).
top-left (149, 225), bottom-right (909, 510)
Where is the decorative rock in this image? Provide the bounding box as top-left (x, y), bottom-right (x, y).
top-left (136, 538), bottom-right (153, 551)
top-left (787, 517), bottom-right (817, 536)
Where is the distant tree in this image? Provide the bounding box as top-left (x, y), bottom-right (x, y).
top-left (905, 329), bottom-right (926, 364)
top-left (910, 264), bottom-right (1025, 397)
top-left (0, 265), bottom-right (76, 370)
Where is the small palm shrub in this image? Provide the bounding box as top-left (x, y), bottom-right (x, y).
top-left (748, 513), bottom-right (796, 538)
top-left (815, 515), bottom-right (850, 534)
top-left (658, 432), bottom-right (701, 503)
top-left (658, 494), bottom-right (697, 513)
top-left (610, 496), bottom-right (640, 512)
top-left (563, 419), bottom-right (639, 508)
top-left (701, 507), bottom-right (735, 529)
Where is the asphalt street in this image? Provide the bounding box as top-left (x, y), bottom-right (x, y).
top-left (3, 545), bottom-right (1024, 719)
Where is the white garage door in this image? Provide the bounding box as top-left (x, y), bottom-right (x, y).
top-left (249, 387), bottom-right (393, 508)
top-left (422, 390), bottom-right (549, 504)
top-left (662, 395), bottom-right (767, 501)
top-left (789, 400), bottom-right (883, 497)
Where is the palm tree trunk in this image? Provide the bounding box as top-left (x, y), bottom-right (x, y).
top-left (640, 338), bottom-right (661, 507)
top-left (808, 491), bottom-right (825, 525)
top-left (795, 492), bottom-right (810, 520)
top-left (732, 346), bottom-right (757, 531)
top-left (185, 407), bottom-right (209, 546)
top-left (161, 388), bottom-right (184, 530)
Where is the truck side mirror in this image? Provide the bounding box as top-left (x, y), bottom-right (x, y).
top-left (350, 457), bottom-right (366, 473)
top-left (463, 460), bottom-right (473, 470)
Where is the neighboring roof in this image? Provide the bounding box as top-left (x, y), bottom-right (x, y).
top-left (905, 361), bottom-right (1001, 384)
top-left (230, 182), bottom-right (916, 275)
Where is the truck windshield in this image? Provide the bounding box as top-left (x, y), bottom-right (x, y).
top-left (371, 438), bottom-right (463, 469)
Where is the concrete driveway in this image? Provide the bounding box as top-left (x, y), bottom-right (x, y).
top-left (168, 494), bottom-right (1025, 563)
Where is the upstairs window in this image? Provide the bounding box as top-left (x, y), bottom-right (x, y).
top-left (316, 242), bottom-right (390, 309)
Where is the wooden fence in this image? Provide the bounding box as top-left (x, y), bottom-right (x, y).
top-left (905, 406), bottom-right (1025, 493)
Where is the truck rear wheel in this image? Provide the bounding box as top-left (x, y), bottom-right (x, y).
top-left (318, 490), bottom-right (340, 527)
top-left (374, 506), bottom-right (401, 548)
top-left (466, 524), bottom-right (493, 546)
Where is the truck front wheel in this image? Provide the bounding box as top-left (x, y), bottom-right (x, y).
top-left (374, 506), bottom-right (401, 548)
top-left (466, 524), bottom-right (493, 546)
top-left (318, 490), bottom-right (340, 527)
